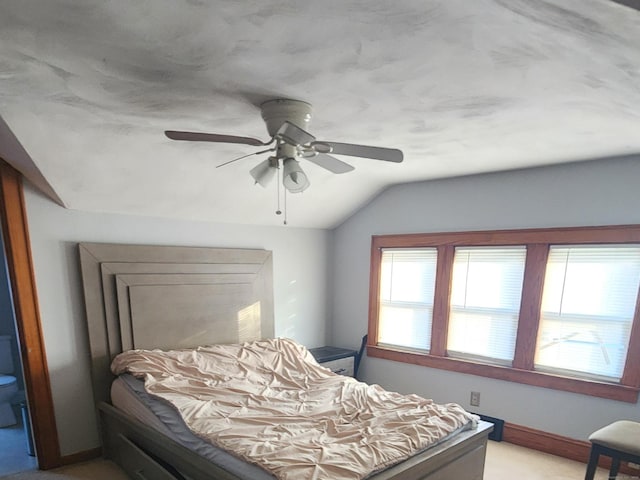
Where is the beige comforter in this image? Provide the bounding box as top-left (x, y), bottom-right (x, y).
top-left (111, 338), bottom-right (475, 480)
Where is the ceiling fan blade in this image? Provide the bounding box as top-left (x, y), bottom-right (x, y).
top-left (216, 147), bottom-right (276, 168)
top-left (165, 130), bottom-right (268, 146)
top-left (276, 121), bottom-right (316, 146)
top-left (314, 141), bottom-right (403, 163)
top-left (305, 153), bottom-right (355, 174)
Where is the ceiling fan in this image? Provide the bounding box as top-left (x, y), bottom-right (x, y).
top-left (164, 99), bottom-right (403, 194)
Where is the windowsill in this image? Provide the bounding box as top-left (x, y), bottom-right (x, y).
top-left (367, 345), bottom-right (640, 403)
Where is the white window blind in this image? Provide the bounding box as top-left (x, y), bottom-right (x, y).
top-left (447, 246), bottom-right (526, 364)
top-left (535, 245), bottom-right (640, 381)
top-left (378, 248), bottom-right (437, 351)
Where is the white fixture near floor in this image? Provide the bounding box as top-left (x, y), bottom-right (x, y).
top-left (0, 335), bottom-right (18, 427)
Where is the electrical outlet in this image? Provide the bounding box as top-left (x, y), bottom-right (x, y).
top-left (470, 391), bottom-right (480, 407)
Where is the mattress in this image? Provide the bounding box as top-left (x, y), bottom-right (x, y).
top-left (112, 374), bottom-right (473, 480)
top-left (110, 339), bottom-right (475, 480)
top-left (112, 373), bottom-right (275, 480)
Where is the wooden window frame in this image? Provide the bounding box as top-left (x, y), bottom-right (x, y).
top-left (367, 225), bottom-right (640, 403)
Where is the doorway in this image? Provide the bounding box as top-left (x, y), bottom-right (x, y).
top-left (0, 228), bottom-right (37, 475)
top-left (0, 160), bottom-right (60, 470)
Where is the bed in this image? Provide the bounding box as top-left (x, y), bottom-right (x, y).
top-left (79, 242), bottom-right (492, 480)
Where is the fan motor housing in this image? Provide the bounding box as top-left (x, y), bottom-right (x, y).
top-left (261, 99), bottom-right (312, 137)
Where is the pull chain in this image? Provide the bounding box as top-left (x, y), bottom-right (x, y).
top-left (284, 187), bottom-right (288, 225)
top-left (272, 159), bottom-right (288, 225)
top-left (275, 161), bottom-right (282, 216)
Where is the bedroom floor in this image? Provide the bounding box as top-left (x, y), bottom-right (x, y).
top-left (0, 440), bottom-right (613, 479)
top-left (484, 441), bottom-right (610, 479)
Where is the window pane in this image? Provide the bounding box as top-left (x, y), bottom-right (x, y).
top-left (378, 249), bottom-right (437, 351)
top-left (535, 245), bottom-right (640, 381)
top-left (379, 305), bottom-right (432, 350)
top-left (448, 247), bottom-right (526, 363)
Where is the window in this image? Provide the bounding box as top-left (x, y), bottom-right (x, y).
top-left (378, 249), bottom-right (437, 351)
top-left (367, 226), bottom-right (640, 403)
top-left (535, 245), bottom-right (640, 381)
top-left (448, 247), bottom-right (526, 365)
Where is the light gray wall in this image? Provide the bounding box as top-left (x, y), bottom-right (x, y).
top-left (330, 156), bottom-right (640, 441)
top-left (23, 185), bottom-right (330, 456)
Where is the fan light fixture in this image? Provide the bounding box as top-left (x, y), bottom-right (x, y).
top-left (250, 156), bottom-right (309, 225)
top-left (250, 157), bottom-right (309, 194)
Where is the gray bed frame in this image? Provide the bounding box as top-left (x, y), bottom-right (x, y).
top-left (79, 242), bottom-right (492, 480)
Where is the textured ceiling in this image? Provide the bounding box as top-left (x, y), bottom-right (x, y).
top-left (1, 0), bottom-right (639, 228)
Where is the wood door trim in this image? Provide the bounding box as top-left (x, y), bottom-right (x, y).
top-left (0, 160), bottom-right (61, 469)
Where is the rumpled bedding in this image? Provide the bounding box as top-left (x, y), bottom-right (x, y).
top-left (111, 338), bottom-right (476, 480)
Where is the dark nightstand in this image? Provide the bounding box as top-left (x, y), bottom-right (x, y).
top-left (309, 346), bottom-right (358, 376)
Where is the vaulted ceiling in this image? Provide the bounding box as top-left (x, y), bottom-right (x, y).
top-left (1, 1), bottom-right (639, 228)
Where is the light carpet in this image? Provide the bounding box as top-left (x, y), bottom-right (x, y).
top-left (0, 441), bottom-right (615, 479)
top-left (0, 460), bottom-right (128, 480)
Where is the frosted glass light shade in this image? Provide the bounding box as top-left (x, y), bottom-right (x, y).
top-left (282, 158), bottom-right (310, 193)
top-left (249, 158), bottom-right (277, 187)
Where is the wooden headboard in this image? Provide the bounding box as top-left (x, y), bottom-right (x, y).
top-left (79, 243), bottom-right (274, 406)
